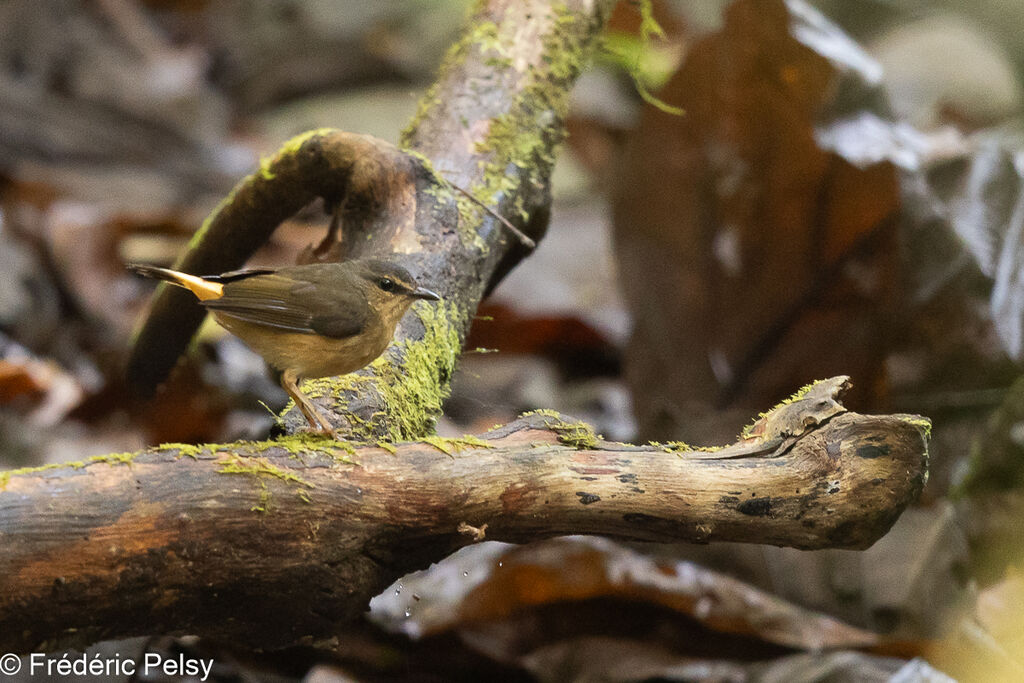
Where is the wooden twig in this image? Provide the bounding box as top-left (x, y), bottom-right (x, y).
top-left (448, 181), bottom-right (536, 249)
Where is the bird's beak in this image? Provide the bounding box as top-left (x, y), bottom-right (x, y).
top-left (411, 286), bottom-right (441, 301)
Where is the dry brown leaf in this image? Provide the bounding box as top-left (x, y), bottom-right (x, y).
top-left (612, 0), bottom-right (900, 444)
top-left (370, 536), bottom-right (879, 653)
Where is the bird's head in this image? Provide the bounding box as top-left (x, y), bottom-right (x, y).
top-left (351, 259), bottom-right (440, 324)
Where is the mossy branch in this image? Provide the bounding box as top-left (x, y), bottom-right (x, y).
top-left (0, 391), bottom-right (929, 653)
top-left (127, 0), bottom-right (617, 442)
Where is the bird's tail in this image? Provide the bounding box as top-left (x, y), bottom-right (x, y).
top-left (127, 263), bottom-right (224, 301)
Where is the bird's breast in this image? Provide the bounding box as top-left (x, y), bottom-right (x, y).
top-left (213, 313), bottom-right (393, 379)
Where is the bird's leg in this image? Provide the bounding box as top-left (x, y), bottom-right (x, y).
top-left (281, 369), bottom-right (336, 436)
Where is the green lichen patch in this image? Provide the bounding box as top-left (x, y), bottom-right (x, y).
top-left (234, 420), bottom-right (344, 511)
top-left (400, 81), bottom-right (442, 151)
top-left (404, 148), bottom-right (444, 183)
top-left (258, 154), bottom-right (277, 180)
top-left (421, 435), bottom-right (494, 457)
top-left (90, 452), bottom-right (138, 465)
top-left (405, 148), bottom-right (461, 209)
top-left (454, 194), bottom-right (490, 250)
top-left (463, 3), bottom-right (596, 237)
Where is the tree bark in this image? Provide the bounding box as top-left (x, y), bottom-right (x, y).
top-left (0, 397), bottom-right (928, 653)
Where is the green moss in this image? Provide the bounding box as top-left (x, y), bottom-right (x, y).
top-left (400, 81), bottom-right (443, 149)
top-left (598, 0), bottom-right (684, 116)
top-left (401, 2), bottom-right (595, 251)
top-left (550, 420), bottom-right (600, 449)
top-left (157, 442), bottom-right (227, 460)
top-left (91, 452), bottom-right (138, 465)
top-left (258, 154), bottom-right (277, 180)
top-left (787, 378), bottom-right (831, 403)
top-left (650, 441), bottom-right (724, 455)
top-left (521, 410), bottom-right (600, 449)
top-left (740, 378), bottom-right (833, 439)
top-left (475, 21), bottom-right (505, 56)
top-left (421, 435), bottom-right (493, 457)
top-left (466, 3), bottom-right (592, 233)
top-left (184, 128), bottom-right (339, 255)
top-left (278, 127), bottom-right (338, 155)
top-left (521, 408), bottom-right (562, 419)
top-left (249, 433), bottom-right (357, 464)
top-left (1, 463), bottom-right (69, 491)
top-left (376, 440), bottom-right (398, 455)
top-left (404, 149), bottom-right (446, 186)
top-left (1, 452), bottom-right (138, 491)
top-left (302, 372), bottom-right (375, 401)
top-left (251, 480), bottom-right (271, 513)
top-left (399, 11), bottom-right (504, 147)
top-left (454, 194), bottom-right (490, 250)
top-left (373, 300), bottom-right (464, 441)
top-left (218, 456), bottom-right (314, 489)
top-left (899, 416), bottom-right (933, 440)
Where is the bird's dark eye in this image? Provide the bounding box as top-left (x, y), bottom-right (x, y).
top-left (378, 278), bottom-right (397, 292)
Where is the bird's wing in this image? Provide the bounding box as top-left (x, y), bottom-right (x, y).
top-left (203, 267), bottom-right (278, 283)
top-left (202, 272), bottom-right (368, 338)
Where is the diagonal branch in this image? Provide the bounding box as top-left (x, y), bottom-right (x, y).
top-left (127, 0), bottom-right (616, 441)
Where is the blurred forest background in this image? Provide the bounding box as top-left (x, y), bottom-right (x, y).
top-left (2, 0), bottom-right (1024, 681)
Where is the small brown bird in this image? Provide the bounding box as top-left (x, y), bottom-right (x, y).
top-left (129, 259), bottom-right (440, 433)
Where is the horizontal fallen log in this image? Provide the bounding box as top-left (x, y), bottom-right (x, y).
top-left (0, 391), bottom-right (928, 653)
